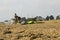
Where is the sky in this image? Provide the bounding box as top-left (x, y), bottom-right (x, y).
top-left (0, 0), bottom-right (60, 21)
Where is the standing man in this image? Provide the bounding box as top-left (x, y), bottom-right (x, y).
top-left (14, 13), bottom-right (18, 23)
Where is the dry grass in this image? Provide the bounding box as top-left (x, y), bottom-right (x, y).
top-left (0, 20), bottom-right (60, 40)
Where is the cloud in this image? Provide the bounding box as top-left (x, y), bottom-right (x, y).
top-left (0, 0), bottom-right (60, 21)
top-left (0, 6), bottom-right (7, 11)
top-left (43, 0), bottom-right (60, 6)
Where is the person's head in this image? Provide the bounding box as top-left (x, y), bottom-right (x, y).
top-left (15, 13), bottom-right (17, 16)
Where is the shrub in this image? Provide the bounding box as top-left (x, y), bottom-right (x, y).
top-left (49, 15), bottom-right (54, 20)
top-left (46, 16), bottom-right (50, 20)
top-left (56, 15), bottom-right (60, 20)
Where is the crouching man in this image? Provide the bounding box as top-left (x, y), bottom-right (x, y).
top-left (21, 17), bottom-right (27, 25)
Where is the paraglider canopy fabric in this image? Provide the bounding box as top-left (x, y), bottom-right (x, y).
top-left (21, 20), bottom-right (26, 25)
top-left (27, 21), bottom-right (34, 24)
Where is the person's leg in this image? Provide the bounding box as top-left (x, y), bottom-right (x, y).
top-left (15, 18), bottom-right (18, 24)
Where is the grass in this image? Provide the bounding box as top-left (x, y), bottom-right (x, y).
top-left (0, 20), bottom-right (60, 40)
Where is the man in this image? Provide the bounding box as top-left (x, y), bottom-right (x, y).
top-left (21, 17), bottom-right (27, 25)
top-left (18, 16), bottom-right (21, 23)
top-left (14, 13), bottom-right (18, 23)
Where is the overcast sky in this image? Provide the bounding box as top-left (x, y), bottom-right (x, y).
top-left (0, 0), bottom-right (60, 21)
